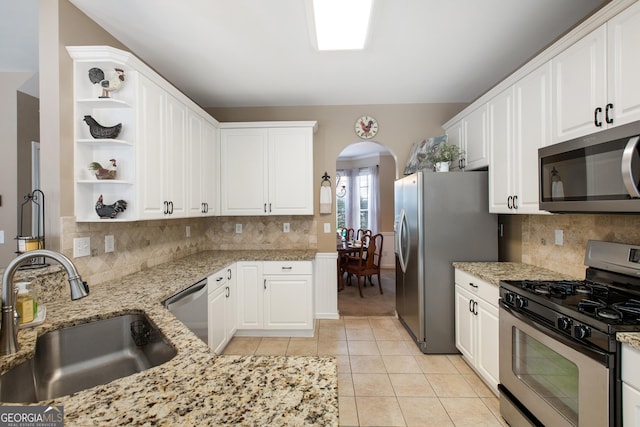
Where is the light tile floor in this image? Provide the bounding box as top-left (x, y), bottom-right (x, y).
top-left (223, 316), bottom-right (508, 427)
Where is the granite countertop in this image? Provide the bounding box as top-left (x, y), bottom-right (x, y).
top-left (452, 261), bottom-right (580, 287)
top-left (0, 250), bottom-right (339, 426)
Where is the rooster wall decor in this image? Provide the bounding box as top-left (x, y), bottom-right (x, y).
top-left (83, 115), bottom-right (122, 139)
top-left (88, 159), bottom-right (117, 180)
top-left (88, 67), bottom-right (125, 98)
top-left (95, 195), bottom-right (127, 219)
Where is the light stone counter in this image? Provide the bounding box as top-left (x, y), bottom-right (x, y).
top-left (452, 261), bottom-right (579, 287)
top-left (618, 333), bottom-right (640, 351)
top-left (0, 250), bottom-right (338, 426)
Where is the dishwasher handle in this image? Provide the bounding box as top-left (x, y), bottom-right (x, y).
top-left (164, 280), bottom-right (207, 310)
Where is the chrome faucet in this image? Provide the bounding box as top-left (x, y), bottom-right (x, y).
top-left (0, 250), bottom-right (89, 355)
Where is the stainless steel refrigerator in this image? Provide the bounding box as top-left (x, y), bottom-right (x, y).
top-left (394, 170), bottom-right (497, 353)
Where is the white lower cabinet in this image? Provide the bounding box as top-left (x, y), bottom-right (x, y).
top-left (454, 269), bottom-right (499, 395)
top-left (236, 260), bottom-right (314, 334)
top-left (622, 343), bottom-right (640, 426)
top-left (207, 265), bottom-right (236, 354)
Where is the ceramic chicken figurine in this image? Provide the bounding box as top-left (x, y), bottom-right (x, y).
top-left (95, 195), bottom-right (127, 219)
top-left (88, 67), bottom-right (125, 98)
top-left (88, 159), bottom-right (117, 180)
top-left (83, 115), bottom-right (122, 139)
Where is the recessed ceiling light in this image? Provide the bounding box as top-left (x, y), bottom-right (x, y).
top-left (310, 0), bottom-right (373, 51)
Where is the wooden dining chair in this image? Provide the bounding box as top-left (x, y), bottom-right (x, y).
top-left (356, 228), bottom-right (372, 241)
top-left (339, 227), bottom-right (355, 242)
top-left (343, 233), bottom-right (384, 297)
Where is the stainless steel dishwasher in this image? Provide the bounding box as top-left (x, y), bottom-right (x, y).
top-left (163, 278), bottom-right (208, 344)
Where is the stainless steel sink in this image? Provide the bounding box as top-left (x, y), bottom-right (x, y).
top-left (0, 313), bottom-right (176, 403)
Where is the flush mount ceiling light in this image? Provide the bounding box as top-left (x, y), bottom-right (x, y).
top-left (309, 0), bottom-right (374, 51)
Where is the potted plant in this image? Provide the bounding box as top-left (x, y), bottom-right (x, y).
top-left (426, 142), bottom-right (465, 172)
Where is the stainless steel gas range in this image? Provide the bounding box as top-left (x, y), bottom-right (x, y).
top-left (499, 240), bottom-right (640, 427)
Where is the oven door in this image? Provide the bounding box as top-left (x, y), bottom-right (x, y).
top-left (499, 304), bottom-right (610, 427)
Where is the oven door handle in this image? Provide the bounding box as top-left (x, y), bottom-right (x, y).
top-left (500, 302), bottom-right (610, 366)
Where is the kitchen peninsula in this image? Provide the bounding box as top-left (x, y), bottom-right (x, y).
top-left (0, 250), bottom-right (338, 426)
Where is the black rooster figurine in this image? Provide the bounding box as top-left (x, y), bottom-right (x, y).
top-left (95, 195), bottom-right (127, 219)
top-left (83, 115), bottom-right (122, 139)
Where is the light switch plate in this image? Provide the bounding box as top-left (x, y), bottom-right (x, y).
top-left (324, 223), bottom-right (331, 233)
top-left (0, 230), bottom-right (4, 244)
top-left (186, 226), bottom-right (191, 238)
top-left (235, 224), bottom-right (242, 233)
top-left (554, 229), bottom-right (563, 246)
top-left (283, 223), bottom-right (290, 233)
top-left (105, 235), bottom-right (115, 253)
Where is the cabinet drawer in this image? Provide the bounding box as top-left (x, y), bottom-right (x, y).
top-left (455, 269), bottom-right (499, 305)
top-left (208, 271), bottom-right (227, 293)
top-left (263, 261), bottom-right (312, 275)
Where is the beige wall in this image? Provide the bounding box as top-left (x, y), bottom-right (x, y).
top-left (207, 104), bottom-right (466, 252)
top-left (0, 73), bottom-right (35, 266)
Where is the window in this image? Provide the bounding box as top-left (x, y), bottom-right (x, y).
top-left (336, 167), bottom-right (372, 230)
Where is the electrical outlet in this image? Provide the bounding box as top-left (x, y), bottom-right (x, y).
top-left (555, 229), bottom-right (564, 246)
top-left (186, 226), bottom-right (191, 238)
top-left (73, 237), bottom-right (91, 258)
top-left (0, 230), bottom-right (4, 244)
top-left (324, 223), bottom-right (331, 233)
top-left (283, 223), bottom-right (290, 233)
top-left (235, 224), bottom-right (242, 233)
top-left (105, 235), bottom-right (115, 253)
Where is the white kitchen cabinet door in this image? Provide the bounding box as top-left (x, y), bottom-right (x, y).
top-left (446, 120), bottom-right (465, 171)
top-left (263, 275), bottom-right (313, 329)
top-left (208, 284), bottom-right (227, 354)
top-left (513, 63), bottom-right (552, 214)
top-left (488, 88), bottom-right (514, 214)
top-left (137, 75), bottom-right (167, 219)
top-left (235, 261), bottom-right (264, 329)
top-left (476, 298), bottom-right (500, 394)
top-left (225, 265), bottom-right (237, 337)
top-left (164, 93), bottom-right (187, 217)
top-left (464, 105), bottom-right (489, 170)
top-left (268, 127), bottom-right (313, 215)
top-left (454, 284), bottom-right (475, 365)
top-left (607, 1), bottom-right (640, 128)
top-left (552, 25), bottom-right (607, 143)
top-left (187, 112), bottom-right (218, 217)
top-left (220, 129), bottom-right (269, 216)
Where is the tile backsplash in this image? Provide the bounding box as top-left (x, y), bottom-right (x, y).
top-left (60, 215), bottom-right (317, 285)
top-left (521, 214), bottom-right (640, 278)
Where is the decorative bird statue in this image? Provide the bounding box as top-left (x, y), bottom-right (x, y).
top-left (88, 67), bottom-right (125, 98)
top-left (88, 159), bottom-right (117, 180)
top-left (83, 115), bottom-right (122, 139)
top-left (95, 195), bottom-right (127, 219)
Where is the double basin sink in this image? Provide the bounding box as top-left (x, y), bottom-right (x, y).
top-left (0, 312), bottom-right (176, 403)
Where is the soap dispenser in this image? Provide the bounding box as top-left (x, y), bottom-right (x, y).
top-left (15, 282), bottom-right (37, 324)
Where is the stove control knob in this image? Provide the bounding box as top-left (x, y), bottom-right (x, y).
top-left (558, 317), bottom-right (572, 332)
top-left (515, 296), bottom-right (527, 309)
top-left (574, 325), bottom-right (591, 339)
top-left (504, 292), bottom-right (515, 305)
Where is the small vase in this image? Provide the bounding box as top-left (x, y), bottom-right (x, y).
top-left (435, 162), bottom-right (450, 172)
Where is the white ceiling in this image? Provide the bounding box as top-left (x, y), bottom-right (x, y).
top-left (1, 0), bottom-right (607, 108)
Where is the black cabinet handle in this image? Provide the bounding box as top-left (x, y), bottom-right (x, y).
top-left (225, 286), bottom-right (230, 298)
top-left (163, 201), bottom-right (169, 215)
top-left (169, 201), bottom-right (174, 214)
top-left (269, 203), bottom-right (272, 213)
top-left (606, 103), bottom-right (614, 124)
top-left (469, 282), bottom-right (478, 288)
top-left (507, 196), bottom-right (513, 209)
top-left (227, 268), bottom-right (232, 280)
top-left (594, 107), bottom-right (603, 127)
top-left (263, 279), bottom-right (267, 290)
top-left (469, 300), bottom-right (474, 313)
top-left (264, 203), bottom-right (267, 213)
top-left (473, 301), bottom-right (478, 315)
top-left (216, 276), bottom-right (223, 282)
top-left (513, 195), bottom-right (518, 209)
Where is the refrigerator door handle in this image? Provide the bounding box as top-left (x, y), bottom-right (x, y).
top-left (397, 209), bottom-right (409, 273)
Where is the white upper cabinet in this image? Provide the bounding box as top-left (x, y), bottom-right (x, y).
top-left (490, 63), bottom-right (551, 214)
top-left (220, 123), bottom-right (316, 216)
top-left (553, 1), bottom-right (640, 143)
top-left (552, 24), bottom-right (607, 143)
top-left (445, 106), bottom-right (489, 171)
top-left (68, 46), bottom-right (220, 222)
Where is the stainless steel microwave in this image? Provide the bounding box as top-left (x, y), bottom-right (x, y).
top-left (538, 120), bottom-right (640, 213)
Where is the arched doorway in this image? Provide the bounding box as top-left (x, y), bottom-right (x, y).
top-left (336, 141), bottom-right (397, 316)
